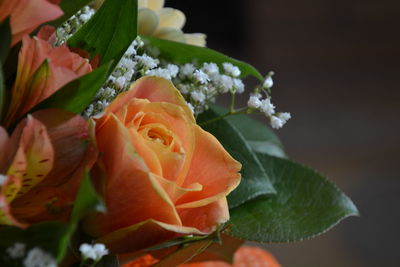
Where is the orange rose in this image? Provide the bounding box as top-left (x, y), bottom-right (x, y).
top-left (0, 109), bottom-right (96, 226)
top-left (85, 76), bottom-right (241, 253)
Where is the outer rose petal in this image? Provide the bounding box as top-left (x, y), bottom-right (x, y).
top-left (9, 0), bottom-right (63, 45)
top-left (178, 198), bottom-right (229, 233)
top-left (176, 126), bottom-right (241, 209)
top-left (86, 114), bottom-right (182, 237)
top-left (96, 219), bottom-right (202, 254)
top-left (4, 36), bottom-right (92, 127)
top-left (106, 76), bottom-right (194, 123)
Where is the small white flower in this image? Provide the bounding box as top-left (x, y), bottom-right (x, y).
top-left (247, 95), bottom-right (262, 109)
top-left (202, 62), bottom-right (219, 75)
top-left (177, 84), bottom-right (190, 94)
top-left (124, 69), bottom-right (134, 80)
top-left (119, 57), bottom-right (136, 69)
top-left (104, 87), bottom-right (116, 97)
top-left (0, 174), bottom-right (7, 186)
top-left (135, 53), bottom-right (159, 69)
top-left (222, 62), bottom-right (241, 77)
top-left (79, 14), bottom-right (91, 22)
top-left (115, 76), bottom-right (126, 89)
top-left (80, 243), bottom-right (109, 262)
top-left (23, 247), bottom-right (57, 267)
top-left (180, 63), bottom-right (195, 77)
top-left (214, 74), bottom-right (233, 93)
top-left (193, 70), bottom-right (209, 84)
top-left (260, 98), bottom-right (275, 116)
top-left (167, 64), bottom-right (179, 78)
top-left (191, 91), bottom-right (206, 103)
top-left (270, 116), bottom-right (284, 129)
top-left (233, 78), bottom-right (245, 94)
top-left (263, 76), bottom-right (274, 88)
top-left (7, 243), bottom-right (26, 259)
top-left (278, 112), bottom-right (291, 122)
top-left (126, 44), bottom-right (136, 56)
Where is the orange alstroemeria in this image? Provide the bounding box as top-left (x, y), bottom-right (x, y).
top-left (3, 34), bottom-right (92, 127)
top-left (84, 77), bottom-right (241, 254)
top-left (0, 109), bottom-right (96, 226)
top-left (123, 246), bottom-right (281, 267)
top-left (0, 0), bottom-right (63, 45)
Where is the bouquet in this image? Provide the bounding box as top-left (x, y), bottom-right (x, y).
top-left (0, 0), bottom-right (358, 266)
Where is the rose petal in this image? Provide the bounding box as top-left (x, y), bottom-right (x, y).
top-left (87, 114), bottom-right (182, 236)
top-left (96, 219), bottom-right (203, 254)
top-left (178, 198), bottom-right (229, 233)
top-left (106, 76), bottom-right (194, 123)
top-left (176, 126), bottom-right (241, 208)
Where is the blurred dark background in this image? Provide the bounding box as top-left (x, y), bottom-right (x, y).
top-left (171, 0), bottom-right (400, 266)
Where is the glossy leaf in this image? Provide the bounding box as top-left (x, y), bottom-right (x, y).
top-left (198, 108), bottom-right (276, 209)
top-left (0, 17), bottom-right (11, 64)
top-left (142, 35), bottom-right (263, 80)
top-left (227, 153), bottom-right (359, 242)
top-left (212, 104), bottom-right (286, 158)
top-left (35, 61), bottom-right (111, 114)
top-left (50, 0), bottom-right (93, 27)
top-left (68, 0), bottom-right (138, 70)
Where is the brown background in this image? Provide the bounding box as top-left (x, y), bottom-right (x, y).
top-left (171, 0), bottom-right (400, 266)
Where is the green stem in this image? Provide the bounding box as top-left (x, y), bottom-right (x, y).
top-left (230, 93), bottom-right (236, 112)
top-left (199, 107), bottom-right (249, 127)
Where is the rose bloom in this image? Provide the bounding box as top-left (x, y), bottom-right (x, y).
top-left (3, 32), bottom-right (92, 127)
top-left (85, 76), bottom-right (241, 253)
top-left (0, 0), bottom-right (63, 45)
top-left (0, 109), bottom-right (96, 226)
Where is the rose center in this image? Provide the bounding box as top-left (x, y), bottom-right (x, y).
top-left (147, 127), bottom-right (172, 146)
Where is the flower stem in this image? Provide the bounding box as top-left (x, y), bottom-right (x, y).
top-left (230, 93), bottom-right (236, 112)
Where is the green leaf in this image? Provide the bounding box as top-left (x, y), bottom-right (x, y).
top-left (0, 17), bottom-right (11, 64)
top-left (50, 0), bottom-right (93, 27)
top-left (198, 108), bottom-right (276, 209)
top-left (227, 153), bottom-right (359, 242)
top-left (142, 35), bottom-right (263, 80)
top-left (35, 61), bottom-right (111, 114)
top-left (70, 172), bottom-right (103, 225)
top-left (212, 104), bottom-right (286, 158)
top-left (58, 173), bottom-right (103, 261)
top-left (0, 222), bottom-right (70, 261)
top-left (68, 0), bottom-right (138, 70)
